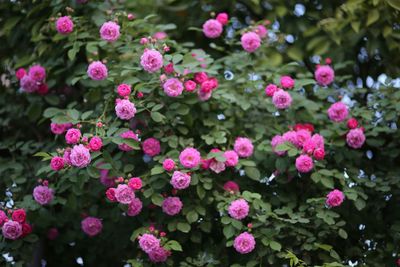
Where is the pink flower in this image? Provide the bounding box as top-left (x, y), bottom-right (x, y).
top-left (140, 37), bottom-right (148, 45)
top-left (128, 177), bottom-right (142, 190)
top-left (37, 83), bottom-right (49, 95)
top-left (56, 16), bottom-right (74, 35)
top-left (15, 68), bottom-right (26, 80)
top-left (33, 185), bottom-right (54, 205)
top-left (163, 78), bottom-right (184, 97)
top-left (327, 102), bottom-right (348, 122)
top-left (256, 25), bottom-right (268, 38)
top-left (272, 90), bottom-right (292, 109)
top-left (127, 13), bottom-right (135, 20)
top-left (198, 88), bottom-right (212, 101)
top-left (153, 31), bottom-right (167, 40)
top-left (170, 171), bottom-right (191, 190)
top-left (295, 155), bottom-right (314, 173)
top-left (2, 220), bottom-right (23, 240)
top-left (280, 76), bottom-right (295, 89)
top-left (81, 217), bottom-right (102, 237)
top-left (302, 139), bottom-right (316, 154)
top-left (89, 137), bottom-right (103, 151)
top-left (65, 128), bottom-right (81, 144)
top-left (295, 129), bottom-right (312, 148)
top-left (163, 158), bottom-right (175, 171)
top-left (326, 189), bottom-right (345, 207)
top-left (115, 99), bottom-right (136, 120)
top-left (234, 137), bottom-right (254, 158)
top-left (184, 80), bottom-right (197, 92)
top-left (216, 12), bottom-right (229, 25)
top-left (265, 84), bottom-right (278, 97)
top-left (162, 196), bottom-right (183, 216)
top-left (140, 49), bottom-right (163, 73)
top-left (20, 75), bottom-right (39, 93)
top-left (223, 181), bottom-right (240, 193)
top-left (313, 148), bottom-right (325, 160)
top-left (347, 118), bottom-right (358, 129)
top-left (202, 19), bottom-right (223, 38)
top-left (11, 209), bottom-right (26, 223)
top-left (311, 134), bottom-right (325, 149)
top-left (179, 147), bottom-right (201, 168)
top-left (241, 32), bottom-right (261, 53)
top-left (21, 222), bottom-right (32, 237)
top-left (209, 160), bottom-right (226, 173)
top-left (194, 72), bottom-right (208, 84)
top-left (115, 184), bottom-right (135, 204)
top-left (164, 63), bottom-right (174, 74)
top-left (70, 144), bottom-right (91, 168)
top-left (127, 198), bottom-right (143, 216)
top-left (228, 199), bottom-right (249, 220)
top-left (117, 84), bottom-right (131, 97)
top-left (282, 130), bottom-right (297, 146)
top-left (224, 150), bottom-right (239, 167)
top-left (50, 123), bottom-right (72, 135)
top-left (315, 65), bottom-right (335, 86)
top-left (0, 210), bottom-right (7, 227)
top-left (233, 232), bottom-right (256, 254)
top-left (142, 138), bottom-right (161, 157)
top-left (119, 130), bottom-right (139, 151)
top-left (200, 78), bottom-right (218, 93)
top-left (105, 188), bottom-right (116, 202)
top-left (28, 65), bottom-right (46, 82)
top-left (271, 135), bottom-right (286, 156)
top-left (148, 246), bottom-right (170, 263)
top-left (99, 21), bottom-right (120, 42)
top-left (139, 233), bottom-right (161, 253)
top-left (346, 128), bottom-right (366, 149)
top-left (50, 156), bottom-right (64, 171)
top-left (87, 61), bottom-right (108, 80)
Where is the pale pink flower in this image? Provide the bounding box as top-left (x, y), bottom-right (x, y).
top-left (233, 232), bottom-right (256, 254)
top-left (326, 189), bottom-right (345, 207)
top-left (2, 220), bottom-right (22, 240)
top-left (81, 217), bottom-right (102, 237)
top-left (99, 21), bottom-right (120, 42)
top-left (70, 144), bottom-right (91, 168)
top-left (228, 199), bottom-right (249, 220)
top-left (87, 61), bottom-right (108, 80)
top-left (138, 233), bottom-right (160, 253)
top-left (33, 185), bottom-right (54, 205)
top-left (115, 99), bottom-right (136, 120)
top-left (327, 102), bottom-right (348, 122)
top-left (56, 16), bottom-right (74, 35)
top-left (162, 196), bottom-right (183, 216)
top-left (140, 49), bottom-right (163, 73)
top-left (179, 147), bottom-right (201, 168)
top-left (170, 171), bottom-right (191, 190)
top-left (234, 137), bottom-right (254, 158)
top-left (315, 65), bottom-right (335, 86)
top-left (272, 90), bottom-right (292, 109)
top-left (209, 160), bottom-right (226, 173)
top-left (295, 155), bottom-right (314, 173)
top-left (241, 32), bottom-right (261, 53)
top-left (115, 184), bottom-right (135, 204)
top-left (163, 78), bottom-right (184, 97)
top-left (202, 19), bottom-right (223, 38)
top-left (346, 128), bottom-right (366, 149)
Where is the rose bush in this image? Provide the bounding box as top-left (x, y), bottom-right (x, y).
top-left (1, 1), bottom-right (400, 267)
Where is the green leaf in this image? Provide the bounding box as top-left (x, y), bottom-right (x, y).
top-left (151, 194), bottom-right (163, 206)
top-left (338, 228), bottom-right (348, 239)
top-left (177, 222), bottom-right (191, 233)
top-left (245, 167), bottom-right (261, 181)
top-left (165, 240), bottom-right (183, 251)
top-left (269, 240), bottom-right (282, 251)
top-left (151, 111), bottom-right (165, 122)
top-left (366, 9), bottom-right (379, 26)
top-left (386, 0), bottom-right (400, 11)
top-left (186, 210), bottom-right (199, 223)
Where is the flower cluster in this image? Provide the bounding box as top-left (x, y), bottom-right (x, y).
top-left (0, 208), bottom-right (32, 240)
top-left (265, 76), bottom-right (295, 110)
top-left (202, 12), bottom-right (229, 39)
top-left (138, 232), bottom-right (171, 263)
top-left (17, 64), bottom-right (48, 95)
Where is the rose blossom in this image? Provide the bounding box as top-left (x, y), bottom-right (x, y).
top-left (184, 80), bottom-right (197, 92)
top-left (164, 63), bottom-right (174, 74)
top-left (198, 88), bottom-right (212, 101)
top-left (115, 99), bottom-right (136, 120)
top-left (118, 130), bottom-right (139, 151)
top-left (241, 32), bottom-right (261, 53)
top-left (0, 210), bottom-right (7, 227)
top-left (295, 155), bottom-right (314, 173)
top-left (282, 130), bottom-right (297, 146)
top-left (315, 65), bottom-right (335, 86)
top-left (326, 189), bottom-right (345, 207)
top-left (265, 84), bottom-right (278, 97)
top-left (311, 134), bottom-right (325, 149)
top-left (347, 118), bottom-right (358, 129)
top-left (209, 160), bottom-right (226, 173)
top-left (293, 123), bottom-right (315, 133)
top-left (20, 75), bottom-right (39, 93)
top-left (142, 138), bottom-right (161, 157)
top-left (127, 198), bottom-right (143, 216)
top-left (128, 177), bottom-right (142, 190)
top-left (202, 19), bottom-right (223, 38)
top-left (170, 171), bottom-right (191, 190)
top-left (256, 25), bottom-right (268, 38)
top-left (11, 209), bottom-right (26, 223)
top-left (28, 65), bottom-right (46, 82)
top-left (233, 232), bottom-right (256, 254)
top-left (37, 83), bottom-right (49, 95)
top-left (21, 222), bottom-right (32, 237)
top-left (65, 128), bottom-right (81, 144)
top-left (271, 135), bottom-right (286, 156)
top-left (302, 139), bottom-right (317, 154)
top-left (224, 150), bottom-right (239, 167)
top-left (162, 196), bottom-right (183, 216)
top-left (216, 12), bottom-right (229, 25)
top-left (50, 156), bottom-right (64, 171)
top-left (33, 185), bottom-right (54, 205)
top-left (163, 78), bottom-right (184, 97)
top-left (228, 199), bottom-right (249, 220)
top-left (15, 68), bottom-right (26, 80)
top-left (99, 21), bottom-right (120, 42)
top-left (234, 137), bottom-right (254, 158)
top-left (148, 246), bottom-right (171, 263)
top-left (140, 49), bottom-right (163, 73)
top-left (114, 184), bottom-right (135, 205)
top-left (81, 217), bottom-right (102, 237)
top-left (280, 75), bottom-right (295, 89)
top-left (163, 158), bottom-right (175, 171)
top-left (117, 83), bottom-right (131, 97)
top-left (56, 16), bottom-right (74, 35)
top-left (179, 147), bottom-right (201, 168)
top-left (105, 188), bottom-right (116, 201)
top-left (327, 102), bottom-right (349, 122)
top-left (88, 136), bottom-right (103, 151)
top-left (272, 90), bottom-right (292, 109)
top-left (138, 233), bottom-right (160, 253)
top-left (223, 181), bottom-right (240, 193)
top-left (50, 122), bottom-right (72, 135)
top-left (87, 61), bottom-right (108, 80)
top-left (153, 31), bottom-right (167, 40)
top-left (346, 128), bottom-right (366, 149)
top-left (70, 144), bottom-right (91, 168)
top-left (313, 148), bottom-right (325, 160)
top-left (295, 129), bottom-right (312, 148)
top-left (194, 72), bottom-right (208, 84)
top-left (2, 220), bottom-right (23, 240)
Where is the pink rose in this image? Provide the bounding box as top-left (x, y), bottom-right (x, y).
top-left (65, 128), bottom-right (81, 144)
top-left (117, 84), bottom-right (131, 97)
top-left (127, 198), bottom-right (143, 216)
top-left (50, 156), bottom-right (64, 171)
top-left (162, 196), bottom-right (183, 216)
top-left (234, 137), bottom-right (254, 158)
top-left (128, 177), bottom-right (142, 190)
top-left (326, 189), bottom-right (345, 207)
top-left (87, 61), bottom-right (108, 80)
top-left (233, 232), bottom-right (256, 254)
top-left (280, 75), bottom-right (295, 89)
top-left (170, 171), bottom-right (191, 190)
top-left (327, 102), bottom-right (348, 122)
top-left (202, 19), bottom-right (223, 38)
top-left (241, 32), bottom-right (261, 53)
top-left (2, 220), bottom-right (23, 240)
top-left (114, 184), bottom-right (135, 204)
top-left (81, 217), bottom-right (102, 237)
top-left (179, 147), bottom-right (201, 169)
top-left (140, 49), bottom-right (163, 73)
top-left (11, 209), bottom-right (26, 223)
top-left (162, 158), bottom-right (175, 171)
top-left (224, 150), bottom-right (239, 167)
top-left (184, 80), bottom-right (197, 92)
top-left (216, 13), bottom-right (229, 25)
top-left (56, 16), bottom-right (74, 35)
top-left (99, 21), bottom-right (120, 42)
top-left (89, 137), bottom-right (103, 151)
top-left (142, 138), bottom-right (161, 157)
top-left (295, 155), bottom-right (314, 173)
